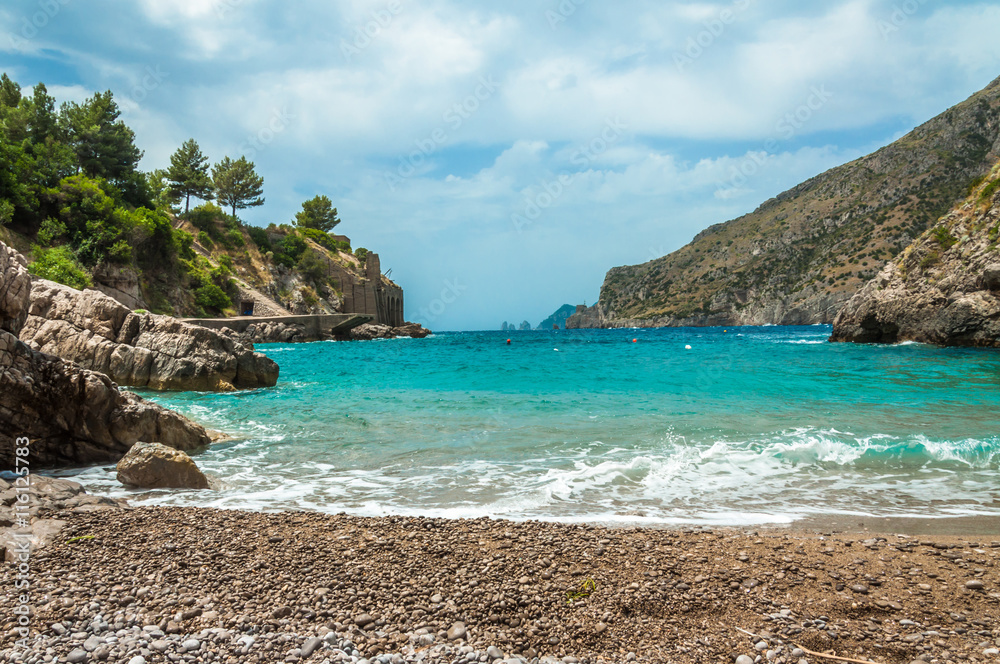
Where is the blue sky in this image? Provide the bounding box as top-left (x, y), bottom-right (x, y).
top-left (2, 0), bottom-right (999, 330)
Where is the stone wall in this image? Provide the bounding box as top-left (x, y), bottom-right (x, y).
top-left (328, 252), bottom-right (404, 327)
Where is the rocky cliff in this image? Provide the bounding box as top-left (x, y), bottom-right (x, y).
top-left (830, 163), bottom-right (1000, 346)
top-left (21, 279), bottom-right (278, 391)
top-left (0, 241), bottom-right (211, 467)
top-left (570, 75), bottom-right (1000, 329)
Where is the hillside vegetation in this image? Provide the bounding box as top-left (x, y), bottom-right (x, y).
top-left (0, 74), bottom-right (383, 318)
top-left (573, 75), bottom-right (1000, 328)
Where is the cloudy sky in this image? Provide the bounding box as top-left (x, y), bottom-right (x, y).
top-left (2, 0), bottom-right (999, 330)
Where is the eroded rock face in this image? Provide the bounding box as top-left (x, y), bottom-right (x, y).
top-left (21, 279), bottom-right (279, 391)
top-left (0, 241), bottom-right (212, 468)
top-left (347, 322), bottom-right (432, 340)
top-left (116, 441), bottom-right (210, 489)
top-left (831, 176), bottom-right (1000, 347)
top-left (0, 330), bottom-right (212, 467)
top-left (0, 241), bottom-right (31, 334)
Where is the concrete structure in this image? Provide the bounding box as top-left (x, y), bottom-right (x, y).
top-left (321, 252), bottom-right (404, 327)
top-left (182, 313), bottom-right (371, 337)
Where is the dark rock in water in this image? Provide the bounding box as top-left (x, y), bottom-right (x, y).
top-left (831, 172), bottom-right (1000, 347)
top-left (116, 442), bottom-right (211, 489)
top-left (347, 321), bottom-right (431, 340)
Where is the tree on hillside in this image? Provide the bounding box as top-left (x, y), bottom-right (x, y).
top-left (167, 138), bottom-right (214, 214)
top-left (294, 194), bottom-right (341, 233)
top-left (60, 90), bottom-right (142, 182)
top-left (0, 73), bottom-right (21, 110)
top-left (212, 156), bottom-right (264, 219)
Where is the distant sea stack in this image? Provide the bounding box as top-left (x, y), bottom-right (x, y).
top-left (831, 163), bottom-right (1000, 346)
top-left (569, 75), bottom-right (1000, 329)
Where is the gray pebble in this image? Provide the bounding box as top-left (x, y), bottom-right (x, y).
top-left (965, 580), bottom-right (985, 590)
top-left (66, 649), bottom-right (88, 664)
top-left (487, 646), bottom-right (504, 660)
top-left (301, 636), bottom-right (323, 657)
top-left (736, 656), bottom-right (754, 664)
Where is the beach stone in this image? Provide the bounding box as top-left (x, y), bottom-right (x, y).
top-left (487, 646), bottom-right (504, 660)
top-left (83, 635), bottom-right (103, 651)
top-left (127, 657), bottom-right (146, 664)
top-left (447, 622), bottom-right (467, 641)
top-left (301, 636), bottom-right (323, 657)
top-left (67, 649), bottom-right (89, 663)
top-left (116, 441), bottom-right (211, 489)
top-left (735, 656), bottom-right (754, 664)
top-left (965, 580), bottom-right (985, 590)
top-left (181, 638), bottom-right (201, 651)
top-left (355, 613), bottom-right (374, 628)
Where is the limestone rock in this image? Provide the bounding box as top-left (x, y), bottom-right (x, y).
top-left (116, 442), bottom-right (210, 489)
top-left (21, 278), bottom-right (279, 391)
top-left (0, 240), bottom-right (31, 335)
top-left (392, 322), bottom-right (432, 338)
top-left (0, 329), bottom-right (212, 467)
top-left (349, 322), bottom-right (396, 340)
top-left (832, 172), bottom-right (1000, 346)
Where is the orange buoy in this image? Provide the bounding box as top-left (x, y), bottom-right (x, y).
top-left (506, 339), bottom-right (511, 345)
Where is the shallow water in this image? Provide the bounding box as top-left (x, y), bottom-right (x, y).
top-left (58, 326), bottom-right (1000, 526)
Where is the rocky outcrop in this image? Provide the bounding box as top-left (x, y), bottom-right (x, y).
top-left (347, 322), bottom-right (432, 340)
top-left (831, 168), bottom-right (1000, 346)
top-left (537, 304), bottom-right (577, 330)
top-left (244, 319), bottom-right (309, 344)
top-left (0, 241), bottom-right (31, 335)
top-left (584, 75), bottom-right (1000, 328)
top-left (116, 442), bottom-right (211, 489)
top-left (0, 241), bottom-right (212, 468)
top-left (21, 279), bottom-right (278, 391)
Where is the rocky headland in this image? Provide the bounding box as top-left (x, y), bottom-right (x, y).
top-left (831, 165), bottom-right (1000, 346)
top-left (1, 507), bottom-right (998, 664)
top-left (568, 75), bottom-right (1000, 330)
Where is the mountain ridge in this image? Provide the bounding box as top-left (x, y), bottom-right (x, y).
top-left (568, 75), bottom-right (1000, 329)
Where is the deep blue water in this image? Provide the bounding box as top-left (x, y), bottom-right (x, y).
top-left (62, 326), bottom-right (1000, 525)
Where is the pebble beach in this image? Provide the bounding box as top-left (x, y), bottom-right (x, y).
top-left (3, 507), bottom-right (999, 664)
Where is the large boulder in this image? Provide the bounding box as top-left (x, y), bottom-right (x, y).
top-left (21, 279), bottom-right (279, 391)
top-left (116, 441), bottom-right (210, 489)
top-left (0, 329), bottom-right (212, 467)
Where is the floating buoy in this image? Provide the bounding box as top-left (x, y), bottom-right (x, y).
top-left (506, 339), bottom-right (511, 345)
top-left (685, 344), bottom-right (692, 349)
top-left (632, 339), bottom-right (637, 343)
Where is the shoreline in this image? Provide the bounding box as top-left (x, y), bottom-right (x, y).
top-left (4, 505), bottom-right (998, 664)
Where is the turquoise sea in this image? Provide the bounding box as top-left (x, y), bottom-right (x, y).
top-left (63, 326), bottom-right (1000, 526)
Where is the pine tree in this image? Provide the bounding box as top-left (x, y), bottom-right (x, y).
top-left (212, 156), bottom-right (264, 219)
top-left (167, 138), bottom-right (214, 214)
top-left (294, 195), bottom-right (341, 232)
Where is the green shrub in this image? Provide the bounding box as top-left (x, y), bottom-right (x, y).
top-left (224, 228), bottom-right (245, 248)
top-left (246, 225), bottom-right (270, 250)
top-left (354, 247), bottom-right (369, 263)
top-left (920, 250), bottom-right (940, 269)
top-left (197, 231), bottom-right (214, 248)
top-left (36, 217), bottom-right (67, 246)
top-left (932, 227), bottom-right (957, 250)
top-left (980, 178), bottom-right (1000, 203)
top-left (194, 282), bottom-right (232, 312)
top-left (28, 245), bottom-right (92, 289)
top-left (297, 247), bottom-right (328, 284)
top-left (280, 233), bottom-right (306, 260)
top-left (217, 254), bottom-right (234, 271)
top-left (0, 200), bottom-right (13, 226)
top-left (187, 203), bottom-right (224, 234)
